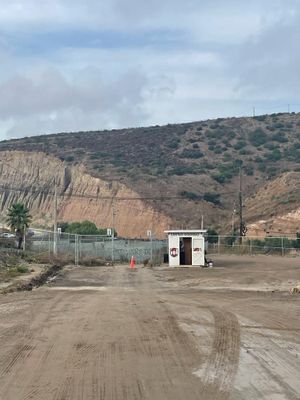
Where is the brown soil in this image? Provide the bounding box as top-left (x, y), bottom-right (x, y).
top-left (0, 255), bottom-right (299, 399)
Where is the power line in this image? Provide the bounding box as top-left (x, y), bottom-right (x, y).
top-left (0, 183), bottom-right (235, 202)
top-left (0, 185), bottom-right (187, 201)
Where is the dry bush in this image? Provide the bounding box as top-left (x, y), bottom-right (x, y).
top-left (79, 256), bottom-right (109, 266)
top-left (24, 252), bottom-right (74, 266)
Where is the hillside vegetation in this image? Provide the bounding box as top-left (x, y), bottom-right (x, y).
top-left (1, 112), bottom-right (300, 232)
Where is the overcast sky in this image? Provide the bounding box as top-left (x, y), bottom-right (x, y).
top-left (0, 0), bottom-right (299, 139)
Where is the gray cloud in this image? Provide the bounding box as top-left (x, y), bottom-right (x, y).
top-left (0, 67), bottom-right (153, 137)
top-left (230, 7), bottom-right (300, 100)
top-left (0, 0), bottom-right (299, 138)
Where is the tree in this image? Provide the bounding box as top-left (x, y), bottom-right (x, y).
top-left (66, 220), bottom-right (100, 235)
top-left (6, 203), bottom-right (32, 249)
top-left (57, 222), bottom-right (69, 232)
top-left (206, 228), bottom-right (219, 243)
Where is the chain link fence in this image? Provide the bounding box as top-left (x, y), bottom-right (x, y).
top-left (1, 230), bottom-right (300, 265)
top-left (27, 230), bottom-right (168, 265)
top-left (207, 235), bottom-right (300, 256)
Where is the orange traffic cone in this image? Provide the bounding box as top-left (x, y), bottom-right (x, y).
top-left (130, 256), bottom-right (136, 269)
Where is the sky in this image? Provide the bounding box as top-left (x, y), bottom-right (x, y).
top-left (0, 0), bottom-right (299, 139)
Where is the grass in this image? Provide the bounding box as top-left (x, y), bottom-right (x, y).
top-left (0, 264), bottom-right (29, 280)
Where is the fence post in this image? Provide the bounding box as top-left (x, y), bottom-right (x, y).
top-left (79, 236), bottom-right (82, 261)
top-left (48, 232), bottom-right (51, 261)
top-left (218, 235), bottom-right (220, 254)
top-left (75, 234), bottom-right (79, 266)
top-left (281, 237), bottom-right (284, 257)
top-left (111, 230), bottom-right (114, 264)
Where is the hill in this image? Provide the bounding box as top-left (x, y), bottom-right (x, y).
top-left (1, 112), bottom-right (300, 237)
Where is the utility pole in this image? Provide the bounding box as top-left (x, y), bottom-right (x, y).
top-left (53, 179), bottom-right (58, 256)
top-left (252, 106), bottom-right (256, 117)
top-left (201, 215), bottom-right (204, 230)
top-left (111, 201), bottom-right (115, 264)
top-left (232, 204), bottom-right (236, 233)
top-left (239, 168), bottom-right (243, 244)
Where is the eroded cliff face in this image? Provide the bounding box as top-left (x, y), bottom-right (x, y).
top-left (245, 172), bottom-right (300, 237)
top-left (0, 151), bottom-right (172, 238)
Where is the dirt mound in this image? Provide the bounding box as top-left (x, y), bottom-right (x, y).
top-left (2, 264), bottom-right (62, 293)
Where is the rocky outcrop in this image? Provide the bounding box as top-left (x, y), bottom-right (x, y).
top-left (0, 151), bottom-right (172, 238)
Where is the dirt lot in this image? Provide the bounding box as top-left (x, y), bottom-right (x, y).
top-left (0, 255), bottom-right (299, 400)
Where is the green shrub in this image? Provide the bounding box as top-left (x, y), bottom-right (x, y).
top-left (248, 128), bottom-right (268, 146)
top-left (223, 153), bottom-right (232, 161)
top-left (171, 166), bottom-right (196, 175)
top-left (180, 191), bottom-right (202, 200)
top-left (206, 228), bottom-right (219, 243)
top-left (266, 125), bottom-right (275, 131)
top-left (244, 165), bottom-right (254, 175)
top-left (211, 173), bottom-right (226, 184)
top-left (253, 115), bottom-right (267, 122)
top-left (66, 221), bottom-right (100, 235)
top-left (203, 192), bottom-right (221, 206)
top-left (168, 138), bottom-right (180, 149)
top-left (234, 141), bottom-right (247, 150)
top-left (284, 147), bottom-right (300, 161)
top-left (271, 132), bottom-right (288, 143)
top-left (90, 152), bottom-right (106, 159)
top-left (180, 149), bottom-right (204, 158)
top-left (206, 129), bottom-right (225, 139)
top-left (266, 149), bottom-right (281, 161)
top-left (201, 161), bottom-right (215, 170)
top-left (227, 132), bottom-right (236, 140)
top-left (258, 163), bottom-right (266, 172)
top-left (65, 155), bottom-right (74, 162)
top-left (239, 149), bottom-right (252, 155)
top-left (266, 166), bottom-right (278, 178)
top-left (17, 265), bottom-right (29, 274)
top-left (264, 143), bottom-right (277, 150)
top-left (213, 147), bottom-right (223, 154)
top-left (274, 122), bottom-right (285, 129)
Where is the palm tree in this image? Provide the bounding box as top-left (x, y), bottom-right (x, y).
top-left (6, 203), bottom-right (32, 249)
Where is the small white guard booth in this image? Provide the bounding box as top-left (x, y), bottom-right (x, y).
top-left (165, 230), bottom-right (206, 267)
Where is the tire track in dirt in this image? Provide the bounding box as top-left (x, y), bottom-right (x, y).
top-left (127, 291), bottom-right (203, 399)
top-left (0, 344), bottom-right (35, 376)
top-left (184, 305), bottom-right (241, 400)
top-left (249, 352), bottom-right (300, 400)
top-left (161, 295), bottom-right (241, 399)
top-left (0, 266), bottom-right (242, 400)
top-left (0, 293), bottom-right (65, 377)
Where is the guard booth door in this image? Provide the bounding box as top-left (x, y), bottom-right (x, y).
top-left (192, 237), bottom-right (205, 266)
top-left (180, 237), bottom-right (192, 265)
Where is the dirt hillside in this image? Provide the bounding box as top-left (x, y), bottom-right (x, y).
top-left (1, 112), bottom-right (300, 235)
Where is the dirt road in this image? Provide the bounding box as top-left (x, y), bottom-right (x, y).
top-left (0, 256), bottom-right (299, 399)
